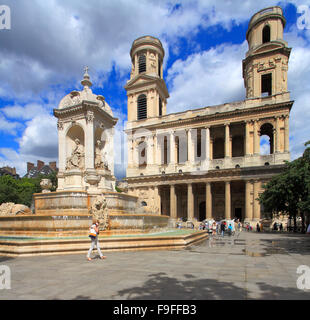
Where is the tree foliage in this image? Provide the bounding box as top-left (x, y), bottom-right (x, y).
top-left (259, 141), bottom-right (310, 231)
top-left (0, 171), bottom-right (58, 207)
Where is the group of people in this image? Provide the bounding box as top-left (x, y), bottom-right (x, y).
top-left (199, 219), bottom-right (243, 237)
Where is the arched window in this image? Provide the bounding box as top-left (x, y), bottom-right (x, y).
top-left (260, 123), bottom-right (274, 154)
top-left (138, 54), bottom-right (146, 73)
top-left (159, 98), bottom-right (162, 116)
top-left (137, 94), bottom-right (147, 120)
top-left (262, 25), bottom-right (270, 44)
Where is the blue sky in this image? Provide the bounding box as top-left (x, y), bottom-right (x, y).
top-left (0, 0), bottom-right (309, 179)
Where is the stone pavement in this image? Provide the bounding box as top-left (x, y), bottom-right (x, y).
top-left (0, 231), bottom-right (310, 300)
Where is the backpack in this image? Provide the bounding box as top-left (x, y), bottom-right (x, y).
top-left (89, 224), bottom-right (97, 238)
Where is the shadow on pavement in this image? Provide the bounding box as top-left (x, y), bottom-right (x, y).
top-left (115, 272), bottom-right (310, 300)
top-left (0, 256), bottom-right (15, 263)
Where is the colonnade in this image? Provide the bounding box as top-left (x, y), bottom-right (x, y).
top-left (161, 180), bottom-right (262, 222)
top-left (128, 116), bottom-right (289, 168)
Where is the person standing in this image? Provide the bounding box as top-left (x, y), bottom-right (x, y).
top-left (220, 222), bottom-right (225, 237)
top-left (256, 223), bottom-right (260, 232)
top-left (279, 223), bottom-right (283, 232)
top-left (87, 219), bottom-right (106, 261)
top-left (212, 222), bottom-right (217, 236)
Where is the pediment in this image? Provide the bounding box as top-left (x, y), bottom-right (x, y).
top-left (125, 74), bottom-right (169, 98)
top-left (125, 74), bottom-right (158, 88)
top-left (252, 42), bottom-right (285, 55)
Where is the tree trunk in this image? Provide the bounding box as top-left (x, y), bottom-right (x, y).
top-left (293, 214), bottom-right (297, 233)
top-left (301, 211), bottom-right (305, 233)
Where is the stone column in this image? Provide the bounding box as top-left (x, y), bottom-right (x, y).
top-left (205, 126), bottom-right (210, 162)
top-left (187, 129), bottom-right (193, 164)
top-left (155, 134), bottom-right (161, 165)
top-left (253, 180), bottom-right (261, 220)
top-left (155, 186), bottom-right (161, 215)
top-left (187, 183), bottom-right (194, 221)
top-left (170, 184), bottom-right (177, 219)
top-left (245, 121), bottom-right (250, 155)
top-left (206, 182), bottom-right (212, 219)
top-left (245, 180), bottom-right (253, 220)
top-left (133, 142), bottom-right (139, 168)
top-left (85, 113), bottom-right (95, 169)
top-left (225, 181), bottom-right (231, 220)
top-left (210, 138), bottom-right (213, 160)
top-left (284, 115), bottom-right (289, 152)
top-left (225, 123), bottom-right (230, 158)
top-left (275, 116), bottom-right (280, 153)
top-left (57, 121), bottom-right (66, 172)
top-left (253, 119), bottom-right (260, 155)
top-left (170, 130), bottom-right (175, 165)
top-left (147, 135), bottom-right (154, 166)
top-left (127, 137), bottom-right (133, 168)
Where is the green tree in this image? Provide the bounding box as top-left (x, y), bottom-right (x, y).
top-left (0, 175), bottom-right (20, 204)
top-left (259, 141), bottom-right (310, 232)
top-left (0, 173), bottom-right (59, 207)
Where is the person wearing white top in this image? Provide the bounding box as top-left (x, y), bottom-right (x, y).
top-left (87, 220), bottom-right (106, 261)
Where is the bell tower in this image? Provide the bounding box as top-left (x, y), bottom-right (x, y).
top-left (125, 36), bottom-right (169, 122)
top-left (243, 6), bottom-right (291, 100)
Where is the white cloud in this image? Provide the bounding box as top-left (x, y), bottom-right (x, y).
top-left (0, 113), bottom-right (58, 176)
top-left (2, 103), bottom-right (49, 120)
top-left (18, 114), bottom-right (58, 158)
top-left (0, 115), bottom-right (22, 135)
top-left (166, 41), bottom-right (247, 113)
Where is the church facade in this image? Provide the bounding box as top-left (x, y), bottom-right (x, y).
top-left (124, 6), bottom-right (293, 224)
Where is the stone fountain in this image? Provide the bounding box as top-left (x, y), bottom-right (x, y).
top-left (0, 68), bottom-right (169, 238)
top-left (0, 68), bottom-right (207, 256)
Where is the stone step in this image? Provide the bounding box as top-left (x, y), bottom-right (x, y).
top-left (0, 230), bottom-right (208, 257)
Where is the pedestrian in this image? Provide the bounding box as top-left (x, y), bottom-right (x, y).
top-left (279, 223), bottom-right (283, 232)
top-left (220, 221), bottom-right (225, 237)
top-left (228, 224), bottom-right (233, 236)
top-left (256, 223), bottom-right (260, 232)
top-left (234, 220), bottom-right (238, 233)
top-left (212, 222), bottom-right (217, 235)
top-left (306, 223), bottom-right (310, 234)
top-left (87, 219), bottom-right (106, 261)
top-left (238, 221), bottom-right (242, 232)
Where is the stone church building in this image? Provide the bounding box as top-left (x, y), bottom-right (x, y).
top-left (124, 6), bottom-right (293, 224)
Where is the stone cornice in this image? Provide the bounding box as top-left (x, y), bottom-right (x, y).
top-left (124, 164), bottom-right (287, 185)
top-left (125, 100), bottom-right (293, 133)
top-left (53, 101), bottom-right (118, 125)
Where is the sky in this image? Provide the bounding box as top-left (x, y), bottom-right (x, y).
top-left (0, 0), bottom-right (310, 179)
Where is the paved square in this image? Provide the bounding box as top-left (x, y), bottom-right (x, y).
top-left (1, 232), bottom-right (310, 300)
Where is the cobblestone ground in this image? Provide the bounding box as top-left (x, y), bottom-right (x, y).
top-left (0, 231), bottom-right (310, 300)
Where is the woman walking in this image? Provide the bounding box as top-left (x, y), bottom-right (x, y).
top-left (87, 219), bottom-right (106, 261)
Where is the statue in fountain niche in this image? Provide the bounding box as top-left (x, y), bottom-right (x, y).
top-left (95, 140), bottom-right (109, 171)
top-left (95, 140), bottom-right (106, 169)
top-left (66, 138), bottom-right (85, 170)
